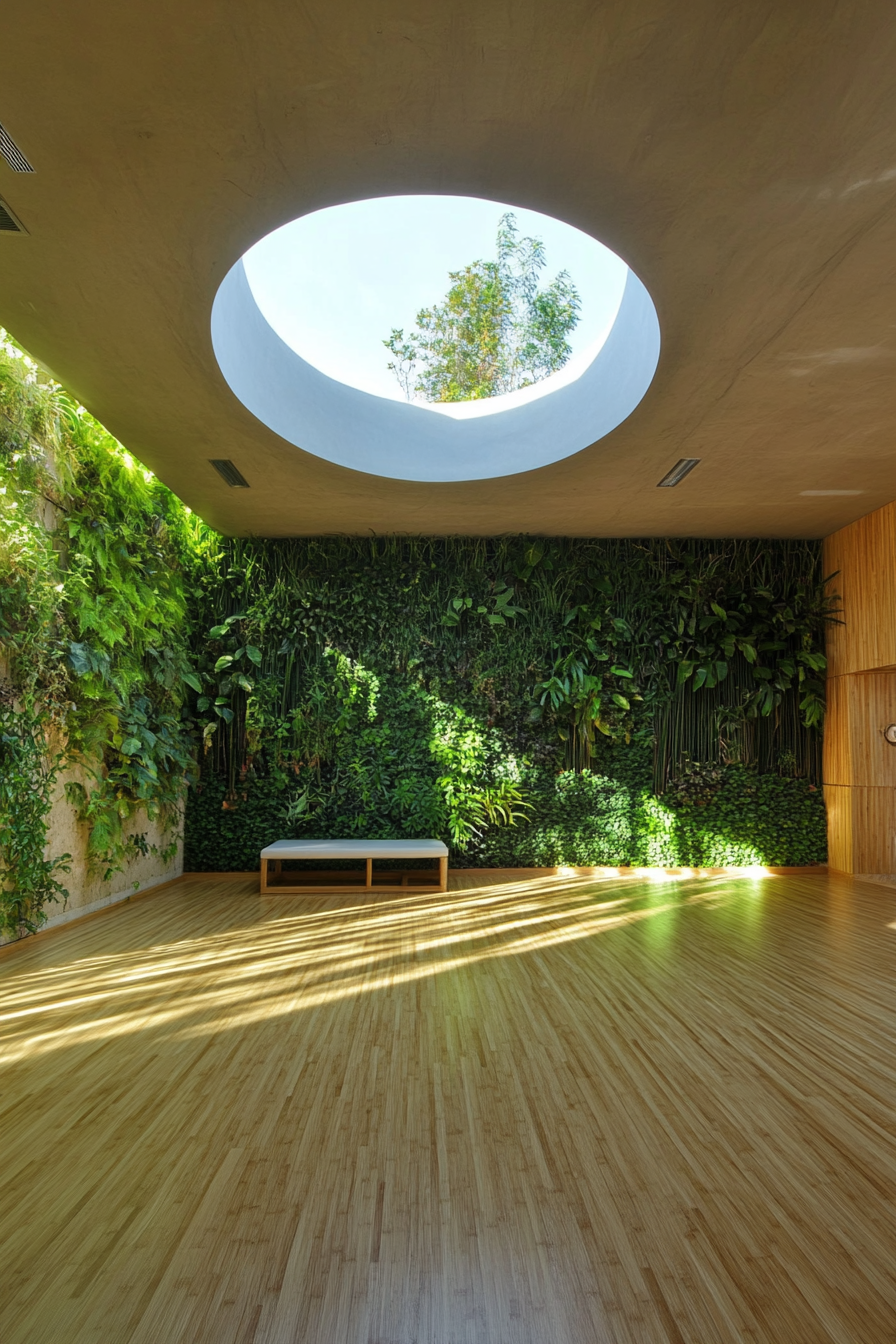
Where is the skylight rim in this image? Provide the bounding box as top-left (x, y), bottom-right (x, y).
top-left (240, 192), bottom-right (630, 409)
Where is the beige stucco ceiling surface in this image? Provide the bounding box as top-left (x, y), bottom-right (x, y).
top-left (1, 1), bottom-right (896, 537)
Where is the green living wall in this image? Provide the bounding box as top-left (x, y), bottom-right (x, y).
top-left (0, 332), bottom-right (834, 939)
top-left (184, 536), bottom-right (832, 872)
top-left (0, 335), bottom-right (200, 936)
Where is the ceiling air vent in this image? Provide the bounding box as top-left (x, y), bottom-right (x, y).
top-left (210, 458), bottom-right (250, 488)
top-left (0, 122), bottom-right (34, 173)
top-left (657, 458), bottom-right (700, 488)
top-left (0, 197), bottom-right (24, 233)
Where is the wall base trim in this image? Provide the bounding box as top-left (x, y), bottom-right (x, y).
top-left (828, 868), bottom-right (896, 887)
top-left (182, 865), bottom-right (828, 881)
top-left (0, 870), bottom-right (185, 952)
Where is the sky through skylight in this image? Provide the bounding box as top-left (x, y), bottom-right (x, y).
top-left (243, 196), bottom-right (629, 405)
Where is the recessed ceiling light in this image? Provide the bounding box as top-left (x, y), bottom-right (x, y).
top-left (799, 489), bottom-right (864, 496)
top-left (657, 458), bottom-right (700, 488)
top-left (210, 459), bottom-right (250, 488)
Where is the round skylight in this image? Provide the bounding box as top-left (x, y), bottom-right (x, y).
top-left (212, 196), bottom-right (660, 481)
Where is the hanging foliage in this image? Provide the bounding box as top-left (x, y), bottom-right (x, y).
top-left (0, 704), bottom-right (69, 933)
top-left (0, 334), bottom-right (199, 935)
top-left (184, 534), bottom-right (835, 872)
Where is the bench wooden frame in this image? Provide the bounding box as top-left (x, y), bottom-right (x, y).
top-left (259, 839), bottom-right (449, 895)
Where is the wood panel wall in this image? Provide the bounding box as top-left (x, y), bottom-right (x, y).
top-left (824, 501), bottom-right (896, 875)
top-left (823, 785), bottom-right (896, 873)
top-left (823, 671), bottom-right (896, 788)
top-left (825, 500), bottom-right (896, 678)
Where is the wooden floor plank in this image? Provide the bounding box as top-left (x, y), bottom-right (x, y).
top-left (0, 870), bottom-right (893, 1343)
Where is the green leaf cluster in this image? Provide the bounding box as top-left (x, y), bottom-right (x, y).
top-left (183, 534), bottom-right (833, 873)
top-left (384, 213), bottom-right (581, 402)
top-left (0, 706), bottom-right (70, 932)
top-left (0, 334), bottom-right (199, 930)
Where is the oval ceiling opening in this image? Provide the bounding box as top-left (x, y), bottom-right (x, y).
top-left (212, 195), bottom-right (660, 481)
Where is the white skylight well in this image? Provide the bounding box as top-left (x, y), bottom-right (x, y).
top-left (212, 195), bottom-right (660, 481)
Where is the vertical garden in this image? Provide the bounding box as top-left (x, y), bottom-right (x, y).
top-left (0, 335), bottom-right (200, 936)
top-left (0, 334), bottom-right (833, 939)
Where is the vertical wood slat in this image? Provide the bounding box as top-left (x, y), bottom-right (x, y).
top-left (824, 503), bottom-right (896, 871)
top-left (822, 785), bottom-right (853, 874)
top-left (824, 500), bottom-right (896, 678)
top-left (823, 671), bottom-right (896, 788)
top-left (825, 783), bottom-right (896, 873)
top-left (851, 786), bottom-right (896, 871)
top-left (849, 672), bottom-right (896, 785)
top-left (822, 675), bottom-right (852, 787)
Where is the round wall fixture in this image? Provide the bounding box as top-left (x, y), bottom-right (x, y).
top-left (883, 724), bottom-right (896, 745)
top-left (211, 196), bottom-right (661, 482)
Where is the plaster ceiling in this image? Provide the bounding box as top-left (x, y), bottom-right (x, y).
top-left (2, 0), bottom-right (896, 538)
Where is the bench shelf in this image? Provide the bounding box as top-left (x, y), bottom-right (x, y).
top-left (259, 839), bottom-right (449, 895)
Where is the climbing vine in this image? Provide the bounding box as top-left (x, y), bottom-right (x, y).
top-left (0, 706), bottom-right (69, 933)
top-left (0, 333), bottom-right (199, 937)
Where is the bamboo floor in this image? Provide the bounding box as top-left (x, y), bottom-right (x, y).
top-left (0, 867), bottom-right (893, 1343)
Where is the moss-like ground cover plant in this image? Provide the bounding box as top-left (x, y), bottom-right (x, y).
top-left (1, 331), bottom-right (836, 937)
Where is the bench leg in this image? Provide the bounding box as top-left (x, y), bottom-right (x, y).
top-left (439, 856), bottom-right (448, 892)
top-left (260, 858), bottom-right (268, 895)
top-left (366, 858), bottom-right (373, 889)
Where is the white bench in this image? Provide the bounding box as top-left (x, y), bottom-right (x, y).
top-left (259, 839), bottom-right (449, 894)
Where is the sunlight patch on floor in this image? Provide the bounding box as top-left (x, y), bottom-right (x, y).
top-left (0, 874), bottom-right (751, 1064)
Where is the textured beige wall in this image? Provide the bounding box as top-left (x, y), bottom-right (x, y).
top-left (0, 758), bottom-right (183, 946)
top-left (40, 761), bottom-right (184, 931)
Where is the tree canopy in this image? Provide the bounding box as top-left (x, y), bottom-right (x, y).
top-left (384, 213), bottom-right (582, 403)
